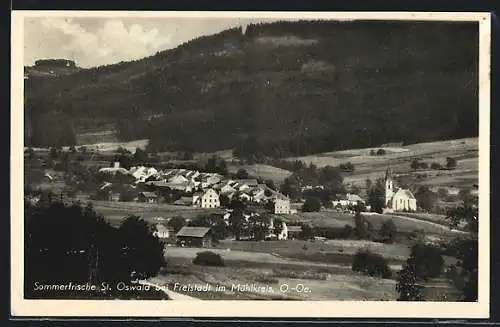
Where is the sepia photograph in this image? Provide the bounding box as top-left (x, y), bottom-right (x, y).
top-left (11, 11), bottom-right (490, 318)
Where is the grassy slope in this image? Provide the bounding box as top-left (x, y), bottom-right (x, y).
top-left (284, 137), bottom-right (478, 190)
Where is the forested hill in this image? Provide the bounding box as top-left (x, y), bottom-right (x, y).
top-left (25, 20), bottom-right (479, 156)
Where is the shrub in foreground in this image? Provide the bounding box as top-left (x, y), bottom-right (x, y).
top-left (193, 251), bottom-right (225, 267)
top-left (352, 250), bottom-right (392, 279)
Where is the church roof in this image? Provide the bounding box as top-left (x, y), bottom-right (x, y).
top-left (394, 188), bottom-right (415, 199)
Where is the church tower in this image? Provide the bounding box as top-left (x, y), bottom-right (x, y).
top-left (384, 167), bottom-right (394, 207)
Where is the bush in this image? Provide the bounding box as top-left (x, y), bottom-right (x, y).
top-left (352, 250), bottom-right (392, 279)
top-left (193, 251), bottom-right (225, 267)
top-left (379, 219), bottom-right (397, 243)
top-left (302, 197), bottom-right (321, 212)
top-left (409, 243), bottom-right (445, 280)
top-left (431, 162), bottom-right (442, 170)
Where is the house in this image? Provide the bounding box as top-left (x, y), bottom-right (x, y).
top-left (153, 224), bottom-right (174, 239)
top-left (192, 188), bottom-right (220, 208)
top-left (200, 174), bottom-right (223, 188)
top-left (220, 183), bottom-right (237, 195)
top-left (98, 162), bottom-right (129, 175)
top-left (270, 221), bottom-right (289, 240)
top-left (332, 193), bottom-right (365, 209)
top-left (249, 186), bottom-right (266, 203)
top-left (384, 168), bottom-right (417, 212)
top-left (286, 225), bottom-right (303, 239)
top-left (136, 167), bottom-right (159, 182)
top-left (237, 191), bottom-right (252, 202)
top-left (43, 172), bottom-right (54, 183)
top-left (176, 227), bottom-right (212, 248)
top-left (274, 195), bottom-right (292, 214)
top-left (173, 196), bottom-right (193, 206)
top-left (138, 191), bottom-right (159, 204)
top-left (169, 174), bottom-right (189, 184)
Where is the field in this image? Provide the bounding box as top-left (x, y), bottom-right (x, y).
top-left (227, 163), bottom-right (293, 183)
top-left (153, 242), bottom-right (459, 301)
top-left (284, 137), bottom-right (478, 190)
top-left (281, 210), bottom-right (463, 236)
top-left (88, 200), bottom-right (225, 227)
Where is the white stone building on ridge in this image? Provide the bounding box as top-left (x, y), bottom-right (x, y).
top-left (384, 167), bottom-right (417, 212)
top-left (192, 188), bottom-right (220, 208)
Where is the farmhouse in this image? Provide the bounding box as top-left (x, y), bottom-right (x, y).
top-left (138, 191), bottom-right (159, 204)
top-left (332, 193), bottom-right (365, 208)
top-left (153, 224), bottom-right (174, 239)
top-left (274, 195), bottom-right (292, 214)
top-left (384, 167), bottom-right (417, 212)
top-left (98, 161), bottom-right (129, 175)
top-left (176, 227), bottom-right (212, 248)
top-left (192, 188), bottom-right (220, 208)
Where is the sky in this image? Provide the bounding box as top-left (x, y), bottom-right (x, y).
top-left (24, 16), bottom-right (278, 68)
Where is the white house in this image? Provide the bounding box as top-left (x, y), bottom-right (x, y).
top-left (192, 188), bottom-right (220, 208)
top-left (274, 195), bottom-right (292, 214)
top-left (153, 224), bottom-right (173, 239)
top-left (384, 168), bottom-right (417, 212)
top-left (98, 161), bottom-right (129, 175)
top-left (169, 174), bottom-right (189, 184)
top-left (332, 193), bottom-right (365, 208)
top-left (220, 183), bottom-right (237, 195)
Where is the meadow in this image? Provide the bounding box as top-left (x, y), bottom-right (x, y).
top-left (283, 137), bottom-right (478, 191)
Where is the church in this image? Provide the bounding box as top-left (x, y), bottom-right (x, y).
top-left (384, 168), bottom-right (417, 212)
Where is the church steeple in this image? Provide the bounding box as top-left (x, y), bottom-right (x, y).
top-left (385, 167), bottom-right (392, 181)
top-left (384, 167), bottom-right (394, 207)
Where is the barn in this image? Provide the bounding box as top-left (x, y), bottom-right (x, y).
top-left (176, 227), bottom-right (212, 248)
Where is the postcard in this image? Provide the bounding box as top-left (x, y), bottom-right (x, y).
top-left (11, 10), bottom-right (491, 318)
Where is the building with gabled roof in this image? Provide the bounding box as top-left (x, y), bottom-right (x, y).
top-left (192, 188), bottom-right (220, 208)
top-left (384, 167), bottom-right (417, 212)
top-left (176, 226), bottom-right (212, 248)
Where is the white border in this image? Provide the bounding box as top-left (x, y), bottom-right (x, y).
top-left (11, 11), bottom-right (491, 318)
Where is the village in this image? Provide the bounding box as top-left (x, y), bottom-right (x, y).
top-left (45, 156), bottom-right (429, 248)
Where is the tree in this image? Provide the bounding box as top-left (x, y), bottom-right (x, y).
top-left (302, 197), bottom-right (321, 212)
top-left (49, 147), bottom-right (59, 160)
top-left (228, 199), bottom-right (246, 240)
top-left (396, 263), bottom-right (424, 301)
top-left (352, 250), bottom-right (392, 278)
top-left (446, 196), bottom-right (478, 301)
top-left (235, 168), bottom-right (249, 179)
top-left (24, 201), bottom-right (165, 299)
top-left (410, 158), bottom-right (420, 170)
top-left (118, 216), bottom-right (165, 279)
top-left (264, 179), bottom-right (276, 190)
top-left (205, 155), bottom-right (228, 175)
top-left (431, 162), bottom-right (442, 170)
top-left (167, 216), bottom-right (185, 234)
top-left (395, 243), bottom-right (444, 301)
top-left (446, 157), bottom-right (457, 169)
top-left (219, 194), bottom-right (230, 207)
top-left (273, 218), bottom-right (284, 235)
top-left (414, 186), bottom-right (438, 212)
top-left (379, 219), bottom-right (397, 243)
top-left (134, 148), bottom-right (148, 164)
top-left (299, 223), bottom-right (313, 240)
top-left (367, 179), bottom-right (385, 213)
top-left (280, 177), bottom-right (301, 200)
top-left (354, 212), bottom-right (370, 240)
top-left (249, 215), bottom-right (271, 241)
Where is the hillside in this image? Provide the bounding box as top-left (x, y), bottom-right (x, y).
top-left (25, 20), bottom-right (479, 154)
